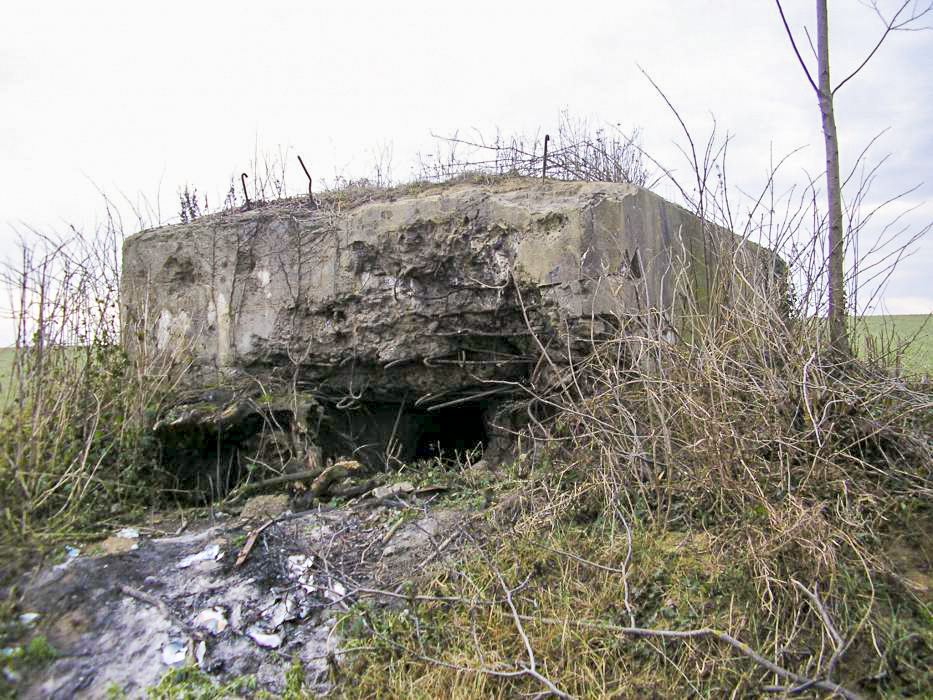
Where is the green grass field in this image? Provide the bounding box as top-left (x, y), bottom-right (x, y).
top-left (0, 315), bottom-right (929, 394)
top-left (0, 347), bottom-right (14, 401)
top-left (857, 314), bottom-right (933, 377)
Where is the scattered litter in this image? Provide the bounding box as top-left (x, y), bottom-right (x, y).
top-left (14, 497), bottom-right (465, 699)
top-left (287, 554), bottom-right (314, 576)
top-left (193, 607), bottom-right (228, 635)
top-left (0, 648), bottom-right (15, 658)
top-left (116, 527), bottom-right (140, 539)
top-left (372, 481), bottom-right (415, 500)
top-left (327, 580), bottom-right (347, 601)
top-left (54, 545), bottom-right (81, 571)
top-left (161, 640), bottom-right (187, 665)
top-left (286, 554), bottom-right (315, 592)
top-left (176, 544), bottom-right (222, 569)
top-left (194, 640), bottom-right (207, 668)
top-left (18, 613), bottom-right (39, 625)
top-left (262, 597), bottom-right (296, 629)
top-left (247, 628), bottom-right (282, 648)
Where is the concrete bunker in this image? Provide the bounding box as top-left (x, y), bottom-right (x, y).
top-left (125, 177), bottom-right (780, 495)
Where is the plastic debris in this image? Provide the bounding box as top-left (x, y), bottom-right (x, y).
top-left (287, 554), bottom-right (314, 576)
top-left (53, 545), bottom-right (82, 571)
top-left (247, 627), bottom-right (282, 648)
top-left (116, 527), bottom-right (140, 539)
top-left (262, 598), bottom-right (295, 629)
top-left (161, 640), bottom-right (187, 665)
top-left (176, 544), bottom-right (222, 569)
top-left (18, 613), bottom-right (40, 625)
top-left (194, 640), bottom-right (207, 668)
top-left (330, 580), bottom-right (347, 599)
top-left (286, 554), bottom-right (315, 593)
top-left (193, 607), bottom-right (227, 635)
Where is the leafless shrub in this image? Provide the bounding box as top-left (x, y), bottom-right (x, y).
top-left (178, 184), bottom-right (203, 224)
top-left (417, 111), bottom-right (653, 187)
top-left (0, 204), bottom-right (190, 544)
top-left (487, 101), bottom-right (932, 692)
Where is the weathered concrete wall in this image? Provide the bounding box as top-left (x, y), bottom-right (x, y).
top-left (121, 177), bottom-right (774, 470)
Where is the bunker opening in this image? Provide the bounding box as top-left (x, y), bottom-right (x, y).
top-left (412, 404), bottom-right (489, 460)
top-left (316, 396), bottom-right (497, 468)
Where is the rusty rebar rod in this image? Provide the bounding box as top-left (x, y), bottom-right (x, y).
top-left (241, 173), bottom-right (251, 210)
top-left (542, 134), bottom-right (550, 178)
top-left (297, 155), bottom-right (316, 208)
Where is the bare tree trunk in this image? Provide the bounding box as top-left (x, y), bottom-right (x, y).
top-left (816, 0), bottom-right (851, 358)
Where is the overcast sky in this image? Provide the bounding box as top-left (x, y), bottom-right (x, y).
top-left (1, 0), bottom-right (931, 344)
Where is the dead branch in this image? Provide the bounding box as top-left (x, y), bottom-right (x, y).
top-left (511, 614), bottom-right (864, 700)
top-left (229, 466), bottom-right (326, 501)
top-left (470, 531), bottom-right (573, 699)
top-left (118, 584), bottom-right (205, 641)
top-left (234, 516), bottom-right (278, 568)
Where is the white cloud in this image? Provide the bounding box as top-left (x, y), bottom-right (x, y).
top-left (0, 0), bottom-right (930, 334)
top-left (870, 297), bottom-right (933, 316)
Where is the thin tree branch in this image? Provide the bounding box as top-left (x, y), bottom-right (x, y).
top-left (775, 0), bottom-right (820, 94)
top-left (832, 0), bottom-right (927, 95)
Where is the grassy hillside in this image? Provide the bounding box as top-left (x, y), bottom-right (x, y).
top-left (0, 347), bottom-right (13, 401)
top-left (857, 314), bottom-right (933, 377)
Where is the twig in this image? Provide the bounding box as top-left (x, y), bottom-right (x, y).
top-left (118, 584), bottom-right (205, 640)
top-left (329, 478), bottom-right (379, 499)
top-left (416, 530), bottom-right (459, 569)
top-left (512, 615), bottom-right (864, 700)
top-left (381, 516), bottom-right (405, 546)
top-left (347, 576), bottom-right (864, 700)
top-left (230, 466), bottom-right (326, 501)
top-left (774, 0), bottom-right (819, 94)
top-left (509, 269), bottom-right (573, 402)
top-left (471, 531), bottom-right (574, 699)
top-left (533, 541), bottom-right (628, 574)
top-left (791, 578), bottom-right (844, 651)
